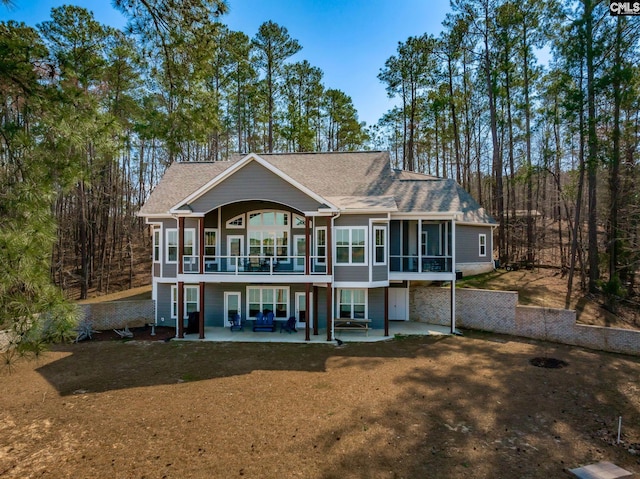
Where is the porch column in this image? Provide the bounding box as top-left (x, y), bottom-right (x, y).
top-left (178, 217), bottom-right (185, 274)
top-left (326, 284), bottom-right (333, 341)
top-left (384, 286), bottom-right (389, 337)
top-left (199, 282), bottom-right (205, 339)
top-left (326, 219), bottom-right (332, 272)
top-left (326, 217), bottom-right (333, 341)
top-left (313, 285), bottom-right (319, 336)
top-left (177, 281), bottom-right (184, 338)
top-left (305, 282), bottom-right (311, 341)
top-left (199, 217), bottom-right (205, 274)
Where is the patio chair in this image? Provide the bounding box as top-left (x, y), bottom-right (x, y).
top-left (280, 316), bottom-right (297, 334)
top-left (229, 313), bottom-right (243, 332)
top-left (253, 310), bottom-right (276, 332)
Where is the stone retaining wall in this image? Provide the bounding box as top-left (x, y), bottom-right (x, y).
top-left (411, 286), bottom-right (639, 356)
top-left (77, 300), bottom-right (155, 330)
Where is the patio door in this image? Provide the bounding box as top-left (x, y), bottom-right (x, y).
top-left (227, 235), bottom-right (244, 271)
top-left (294, 235), bottom-right (306, 271)
top-left (388, 288), bottom-right (408, 321)
top-left (295, 292), bottom-right (312, 328)
top-left (224, 292), bottom-right (241, 327)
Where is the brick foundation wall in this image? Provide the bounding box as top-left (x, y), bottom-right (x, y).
top-left (410, 285), bottom-right (639, 356)
top-left (77, 300), bottom-right (155, 330)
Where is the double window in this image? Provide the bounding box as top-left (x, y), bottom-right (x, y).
top-left (170, 285), bottom-right (199, 319)
top-left (247, 286), bottom-right (289, 318)
top-left (335, 227), bottom-right (366, 264)
top-left (248, 210), bottom-right (290, 260)
top-left (338, 289), bottom-right (366, 319)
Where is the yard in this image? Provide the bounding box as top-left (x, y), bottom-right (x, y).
top-left (1, 331), bottom-right (639, 478)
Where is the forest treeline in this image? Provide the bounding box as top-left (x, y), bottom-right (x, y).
top-left (372, 0), bottom-right (640, 310)
top-left (0, 0), bottom-right (639, 336)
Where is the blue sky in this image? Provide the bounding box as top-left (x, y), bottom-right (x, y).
top-left (1, 0), bottom-right (452, 126)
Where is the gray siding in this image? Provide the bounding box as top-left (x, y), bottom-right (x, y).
top-left (154, 284), bottom-right (386, 332)
top-left (368, 288), bottom-right (385, 329)
top-left (334, 214), bottom-right (385, 227)
top-left (455, 224), bottom-right (493, 264)
top-left (159, 218), bottom-right (178, 278)
top-left (189, 161), bottom-right (322, 213)
top-left (334, 265), bottom-right (369, 282)
top-left (156, 283), bottom-right (174, 327)
top-left (315, 287), bottom-right (327, 329)
top-left (372, 265), bottom-right (388, 282)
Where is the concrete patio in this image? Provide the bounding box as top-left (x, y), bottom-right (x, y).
top-left (173, 321), bottom-right (452, 344)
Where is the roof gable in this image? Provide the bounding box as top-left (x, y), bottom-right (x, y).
top-left (170, 153), bottom-right (337, 214)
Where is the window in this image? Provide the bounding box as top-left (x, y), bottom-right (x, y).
top-left (374, 225), bottom-right (387, 265)
top-left (294, 215), bottom-right (306, 227)
top-left (247, 286), bottom-right (288, 318)
top-left (315, 227), bottom-right (326, 265)
top-left (153, 229), bottom-right (161, 262)
top-left (183, 228), bottom-right (196, 256)
top-left (479, 234), bottom-right (487, 257)
top-left (338, 289), bottom-right (366, 319)
top-left (171, 285), bottom-right (199, 319)
top-left (249, 211), bottom-right (288, 226)
top-left (226, 214), bottom-right (244, 228)
top-left (204, 229), bottom-right (217, 257)
top-left (247, 210), bottom-right (290, 260)
top-left (166, 229), bottom-right (178, 263)
top-left (335, 227), bottom-right (366, 264)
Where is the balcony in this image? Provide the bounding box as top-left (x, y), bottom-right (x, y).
top-left (389, 255), bottom-right (453, 273)
top-left (181, 255), bottom-right (328, 275)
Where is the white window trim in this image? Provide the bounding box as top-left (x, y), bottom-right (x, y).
top-left (224, 291), bottom-right (242, 325)
top-left (247, 210), bottom-right (291, 261)
top-left (315, 226), bottom-right (327, 265)
top-left (479, 233), bottom-right (487, 257)
top-left (294, 214), bottom-right (306, 227)
top-left (170, 285), bottom-right (199, 319)
top-left (373, 225), bottom-right (387, 266)
top-left (337, 288), bottom-right (368, 319)
top-left (153, 229), bottom-right (161, 263)
top-left (248, 210), bottom-right (290, 227)
top-left (183, 228), bottom-right (197, 256)
top-left (246, 286), bottom-right (290, 319)
top-left (226, 214), bottom-right (245, 229)
top-left (204, 228), bottom-right (218, 261)
top-left (335, 226), bottom-right (368, 265)
top-left (166, 228), bottom-right (178, 264)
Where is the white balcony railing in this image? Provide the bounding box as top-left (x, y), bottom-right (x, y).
top-left (182, 255), bottom-right (328, 275)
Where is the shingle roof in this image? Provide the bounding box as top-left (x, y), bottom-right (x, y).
top-left (139, 151), bottom-right (496, 225)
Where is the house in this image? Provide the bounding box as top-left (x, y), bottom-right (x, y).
top-left (138, 151), bottom-right (496, 340)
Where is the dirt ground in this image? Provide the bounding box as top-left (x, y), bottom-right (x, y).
top-left (1, 331), bottom-right (639, 479)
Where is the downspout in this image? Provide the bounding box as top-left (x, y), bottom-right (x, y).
top-left (329, 211), bottom-right (341, 341)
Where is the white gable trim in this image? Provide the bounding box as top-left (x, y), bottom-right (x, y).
top-left (169, 153), bottom-right (338, 214)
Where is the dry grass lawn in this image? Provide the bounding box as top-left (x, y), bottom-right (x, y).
top-left (1, 331), bottom-right (639, 479)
